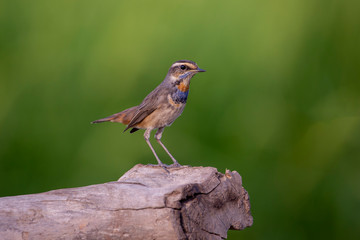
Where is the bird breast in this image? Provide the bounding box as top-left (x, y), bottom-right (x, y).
top-left (171, 88), bottom-right (189, 104)
top-left (137, 95), bottom-right (185, 129)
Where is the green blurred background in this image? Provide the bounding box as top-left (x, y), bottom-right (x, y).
top-left (1, 0), bottom-right (360, 239)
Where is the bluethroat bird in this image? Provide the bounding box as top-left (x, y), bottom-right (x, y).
top-left (91, 60), bottom-right (205, 171)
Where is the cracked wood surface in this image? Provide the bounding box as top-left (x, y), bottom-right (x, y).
top-left (0, 164), bottom-right (253, 240)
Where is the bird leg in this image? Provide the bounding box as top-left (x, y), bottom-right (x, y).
top-left (155, 128), bottom-right (181, 167)
top-left (144, 129), bottom-right (169, 173)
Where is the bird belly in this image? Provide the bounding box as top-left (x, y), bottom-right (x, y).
top-left (136, 103), bottom-right (185, 129)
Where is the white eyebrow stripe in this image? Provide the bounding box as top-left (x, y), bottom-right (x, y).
top-left (171, 62), bottom-right (196, 68)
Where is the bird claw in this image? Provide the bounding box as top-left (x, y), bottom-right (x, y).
top-left (168, 162), bottom-right (182, 168)
top-left (147, 163), bottom-right (170, 173)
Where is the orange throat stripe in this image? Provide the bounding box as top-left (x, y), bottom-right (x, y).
top-left (177, 82), bottom-right (189, 92)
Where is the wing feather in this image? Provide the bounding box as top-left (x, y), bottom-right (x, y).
top-left (123, 84), bottom-right (169, 131)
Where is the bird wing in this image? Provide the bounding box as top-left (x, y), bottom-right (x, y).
top-left (124, 84), bottom-right (168, 131)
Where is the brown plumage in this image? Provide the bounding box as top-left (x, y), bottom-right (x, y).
top-left (91, 106), bottom-right (138, 125)
top-left (91, 60), bottom-right (205, 171)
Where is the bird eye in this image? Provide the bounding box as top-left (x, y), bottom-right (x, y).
top-left (180, 65), bottom-right (186, 70)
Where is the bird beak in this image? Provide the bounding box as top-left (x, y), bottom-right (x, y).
top-left (196, 68), bottom-right (206, 72)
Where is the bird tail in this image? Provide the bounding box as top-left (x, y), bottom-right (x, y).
top-left (91, 106), bottom-right (138, 125)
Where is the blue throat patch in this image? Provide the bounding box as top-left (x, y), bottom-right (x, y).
top-left (172, 89), bottom-right (189, 104)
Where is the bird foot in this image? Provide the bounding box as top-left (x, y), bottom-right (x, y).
top-left (147, 163), bottom-right (170, 173)
top-left (168, 162), bottom-right (182, 168)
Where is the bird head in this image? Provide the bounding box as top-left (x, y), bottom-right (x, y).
top-left (165, 60), bottom-right (206, 87)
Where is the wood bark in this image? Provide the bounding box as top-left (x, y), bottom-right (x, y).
top-left (0, 164), bottom-right (253, 240)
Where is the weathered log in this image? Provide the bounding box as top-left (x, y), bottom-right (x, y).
top-left (0, 164), bottom-right (253, 240)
